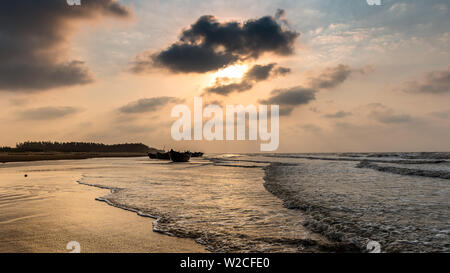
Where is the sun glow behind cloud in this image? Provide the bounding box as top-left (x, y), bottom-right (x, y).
top-left (211, 64), bottom-right (248, 82)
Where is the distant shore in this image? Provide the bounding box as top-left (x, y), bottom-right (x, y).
top-left (0, 152), bottom-right (148, 163)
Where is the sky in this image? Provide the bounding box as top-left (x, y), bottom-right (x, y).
top-left (0, 0), bottom-right (449, 153)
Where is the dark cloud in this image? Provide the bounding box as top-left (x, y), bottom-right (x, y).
top-left (131, 44), bottom-right (238, 73)
top-left (256, 64), bottom-right (368, 116)
top-left (305, 64), bottom-right (371, 90)
top-left (273, 66), bottom-right (292, 76)
top-left (260, 86), bottom-right (316, 105)
top-left (19, 106), bottom-right (82, 120)
top-left (0, 61), bottom-right (93, 91)
top-left (323, 110), bottom-right (352, 118)
top-left (204, 63), bottom-right (290, 95)
top-left (308, 64), bottom-right (352, 89)
top-left (131, 11), bottom-right (299, 73)
top-left (0, 0), bottom-right (131, 92)
top-left (204, 80), bottom-right (253, 96)
top-left (259, 86), bottom-right (316, 116)
top-left (275, 9), bottom-right (286, 21)
top-left (402, 67), bottom-right (450, 94)
top-left (118, 97), bottom-right (184, 114)
top-left (278, 106), bottom-right (296, 116)
top-left (204, 99), bottom-right (224, 106)
top-left (180, 13), bottom-right (299, 57)
top-left (245, 63), bottom-right (277, 81)
top-left (274, 8), bottom-right (292, 29)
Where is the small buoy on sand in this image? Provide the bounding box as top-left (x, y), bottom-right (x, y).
top-left (24, 174), bottom-right (28, 178)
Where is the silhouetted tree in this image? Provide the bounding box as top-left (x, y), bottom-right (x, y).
top-left (1, 141), bottom-right (151, 153)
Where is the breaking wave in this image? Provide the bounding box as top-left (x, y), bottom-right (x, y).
top-left (356, 161), bottom-right (450, 179)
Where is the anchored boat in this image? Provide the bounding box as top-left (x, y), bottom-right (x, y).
top-left (149, 149), bottom-right (200, 161)
top-left (156, 152), bottom-right (170, 160)
top-left (191, 152), bottom-right (204, 157)
top-left (169, 149), bottom-right (191, 162)
top-left (148, 151), bottom-right (170, 160)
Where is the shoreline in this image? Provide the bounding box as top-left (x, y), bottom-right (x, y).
top-left (0, 152), bottom-right (148, 163)
top-left (0, 161), bottom-right (207, 253)
top-left (80, 185), bottom-right (177, 239)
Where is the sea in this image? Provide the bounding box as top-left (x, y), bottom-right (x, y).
top-left (1, 152), bottom-right (449, 252)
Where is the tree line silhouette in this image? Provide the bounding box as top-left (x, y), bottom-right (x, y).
top-left (0, 141), bottom-right (151, 153)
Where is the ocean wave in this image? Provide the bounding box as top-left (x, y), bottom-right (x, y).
top-left (263, 154), bottom-right (447, 164)
top-left (356, 161), bottom-right (450, 179)
top-left (262, 162), bottom-right (450, 252)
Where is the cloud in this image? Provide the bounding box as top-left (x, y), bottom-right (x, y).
top-left (131, 44), bottom-right (238, 74)
top-left (309, 107), bottom-right (321, 113)
top-left (245, 63), bottom-right (278, 81)
top-left (365, 102), bottom-right (387, 109)
top-left (274, 8), bottom-right (291, 28)
top-left (259, 86), bottom-right (316, 116)
top-left (131, 11), bottom-right (299, 73)
top-left (0, 0), bottom-right (131, 92)
top-left (360, 103), bottom-right (417, 124)
top-left (204, 80), bottom-right (253, 96)
top-left (204, 63), bottom-right (290, 95)
top-left (204, 99), bottom-right (224, 106)
top-left (0, 61), bottom-right (93, 91)
top-left (402, 67), bottom-right (450, 94)
top-left (375, 113), bottom-right (413, 124)
top-left (429, 110), bottom-right (450, 119)
top-left (273, 66), bottom-right (292, 76)
top-left (118, 97), bottom-right (184, 114)
top-left (369, 109), bottom-right (414, 124)
top-left (323, 110), bottom-right (352, 118)
top-left (262, 87), bottom-right (316, 105)
top-left (9, 98), bottom-right (29, 107)
top-left (300, 124), bottom-right (322, 133)
top-left (308, 64), bottom-right (352, 89)
top-left (256, 64), bottom-right (368, 116)
top-left (307, 64), bottom-right (374, 90)
top-left (19, 106), bottom-right (82, 120)
top-left (389, 3), bottom-right (409, 14)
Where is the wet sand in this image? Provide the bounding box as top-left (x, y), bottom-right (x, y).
top-left (0, 161), bottom-right (207, 253)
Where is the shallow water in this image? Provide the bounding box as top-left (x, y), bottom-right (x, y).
top-left (76, 157), bottom-right (334, 252)
top-left (1, 153), bottom-right (449, 252)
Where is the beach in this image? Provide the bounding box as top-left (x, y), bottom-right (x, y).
top-left (0, 154), bottom-right (448, 253)
top-left (0, 160), bottom-right (206, 253)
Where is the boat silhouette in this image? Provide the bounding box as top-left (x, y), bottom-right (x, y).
top-left (191, 152), bottom-right (203, 157)
top-left (169, 149), bottom-right (191, 162)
